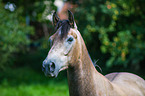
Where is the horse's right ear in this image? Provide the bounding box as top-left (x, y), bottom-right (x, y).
top-left (52, 11), bottom-right (60, 26)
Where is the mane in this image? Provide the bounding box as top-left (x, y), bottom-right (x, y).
top-left (55, 20), bottom-right (71, 40)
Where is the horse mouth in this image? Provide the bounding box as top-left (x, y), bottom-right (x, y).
top-left (59, 66), bottom-right (68, 72)
top-left (43, 66), bottom-right (68, 78)
top-left (44, 72), bottom-right (56, 78)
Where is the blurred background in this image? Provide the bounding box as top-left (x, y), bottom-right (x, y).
top-left (0, 0), bottom-right (145, 96)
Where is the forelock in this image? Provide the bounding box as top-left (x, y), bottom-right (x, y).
top-left (55, 20), bottom-right (71, 40)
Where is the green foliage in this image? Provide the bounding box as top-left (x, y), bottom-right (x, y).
top-left (76, 0), bottom-right (145, 69)
top-left (0, 0), bottom-right (56, 69)
top-left (0, 2), bottom-right (34, 69)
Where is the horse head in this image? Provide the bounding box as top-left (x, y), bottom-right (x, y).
top-left (42, 10), bottom-right (81, 77)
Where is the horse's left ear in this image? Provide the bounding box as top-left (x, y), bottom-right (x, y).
top-left (68, 10), bottom-right (76, 28)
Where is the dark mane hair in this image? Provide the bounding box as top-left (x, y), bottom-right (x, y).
top-left (54, 20), bottom-right (71, 40)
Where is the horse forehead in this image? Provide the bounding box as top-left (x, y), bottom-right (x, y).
top-left (55, 28), bottom-right (74, 38)
top-left (51, 28), bottom-right (78, 41)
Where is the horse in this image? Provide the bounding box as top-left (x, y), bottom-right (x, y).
top-left (42, 10), bottom-right (145, 96)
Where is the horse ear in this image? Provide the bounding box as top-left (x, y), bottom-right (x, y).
top-left (53, 11), bottom-right (60, 26)
top-left (68, 10), bottom-right (75, 28)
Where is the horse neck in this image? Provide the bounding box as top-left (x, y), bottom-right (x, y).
top-left (67, 34), bottom-right (111, 96)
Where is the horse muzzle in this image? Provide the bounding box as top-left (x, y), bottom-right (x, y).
top-left (42, 60), bottom-right (56, 77)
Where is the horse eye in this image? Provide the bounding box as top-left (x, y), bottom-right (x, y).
top-left (67, 37), bottom-right (73, 42)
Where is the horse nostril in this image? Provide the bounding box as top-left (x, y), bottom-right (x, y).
top-left (42, 66), bottom-right (45, 72)
top-left (43, 60), bottom-right (47, 65)
top-left (49, 62), bottom-right (55, 73)
top-left (42, 61), bottom-right (55, 74)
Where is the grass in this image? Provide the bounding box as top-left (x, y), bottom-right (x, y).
top-left (0, 81), bottom-right (69, 96)
top-left (0, 67), bottom-right (69, 96)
